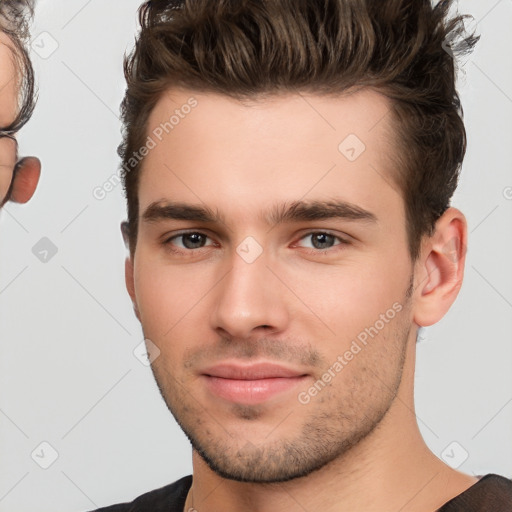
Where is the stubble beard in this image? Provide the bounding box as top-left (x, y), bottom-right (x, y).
top-left (149, 313), bottom-right (411, 484)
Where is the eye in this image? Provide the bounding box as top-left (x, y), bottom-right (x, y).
top-left (296, 232), bottom-right (347, 251)
top-left (165, 232), bottom-right (214, 250)
top-left (162, 230), bottom-right (349, 255)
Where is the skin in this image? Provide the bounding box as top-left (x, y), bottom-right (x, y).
top-left (0, 30), bottom-right (39, 207)
top-left (125, 87), bottom-right (477, 512)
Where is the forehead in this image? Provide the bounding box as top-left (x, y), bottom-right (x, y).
top-left (146, 86), bottom-right (395, 152)
top-left (139, 87), bottom-right (402, 224)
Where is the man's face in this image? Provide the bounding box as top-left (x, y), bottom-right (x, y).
top-left (0, 31), bottom-right (39, 207)
top-left (127, 88), bottom-right (418, 482)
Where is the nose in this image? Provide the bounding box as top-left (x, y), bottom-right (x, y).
top-left (210, 248), bottom-right (290, 340)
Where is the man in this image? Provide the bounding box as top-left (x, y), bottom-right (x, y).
top-left (0, 0), bottom-right (40, 209)
top-left (95, 0), bottom-right (512, 510)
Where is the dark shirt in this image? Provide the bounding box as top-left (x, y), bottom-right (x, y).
top-left (91, 473), bottom-right (512, 511)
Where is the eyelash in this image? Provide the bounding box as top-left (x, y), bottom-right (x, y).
top-left (162, 230), bottom-right (350, 256)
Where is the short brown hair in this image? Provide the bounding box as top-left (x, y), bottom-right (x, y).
top-left (120, 0), bottom-right (478, 260)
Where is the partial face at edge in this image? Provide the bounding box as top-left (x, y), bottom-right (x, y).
top-left (0, 31), bottom-right (39, 208)
top-left (0, 31), bottom-right (19, 201)
top-left (127, 87), bottom-right (417, 482)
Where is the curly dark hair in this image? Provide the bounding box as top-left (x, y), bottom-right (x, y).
top-left (120, 0), bottom-right (478, 260)
top-left (0, 0), bottom-right (36, 137)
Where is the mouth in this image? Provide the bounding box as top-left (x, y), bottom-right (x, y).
top-left (201, 362), bottom-right (309, 405)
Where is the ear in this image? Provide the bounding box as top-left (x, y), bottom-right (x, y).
top-left (9, 157), bottom-right (41, 204)
top-left (121, 222), bottom-right (141, 321)
top-left (125, 257), bottom-right (141, 321)
top-left (413, 207), bottom-right (467, 327)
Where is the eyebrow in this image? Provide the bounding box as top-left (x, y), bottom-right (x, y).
top-left (142, 199), bottom-right (378, 226)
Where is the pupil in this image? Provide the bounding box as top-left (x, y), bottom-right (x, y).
top-left (183, 233), bottom-right (204, 249)
top-left (313, 233), bottom-right (334, 249)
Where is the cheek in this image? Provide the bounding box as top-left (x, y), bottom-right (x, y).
top-left (0, 78), bottom-right (18, 128)
top-left (133, 257), bottom-right (214, 335)
top-left (284, 252), bottom-right (410, 342)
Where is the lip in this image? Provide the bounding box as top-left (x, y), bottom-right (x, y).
top-left (202, 362), bottom-right (306, 380)
top-left (201, 362), bottom-right (308, 404)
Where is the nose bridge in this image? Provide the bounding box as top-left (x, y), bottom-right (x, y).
top-left (211, 241), bottom-right (288, 338)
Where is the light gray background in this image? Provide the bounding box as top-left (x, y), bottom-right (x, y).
top-left (0, 1), bottom-right (511, 511)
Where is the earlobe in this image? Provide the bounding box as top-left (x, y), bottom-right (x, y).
top-left (413, 208), bottom-right (467, 327)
